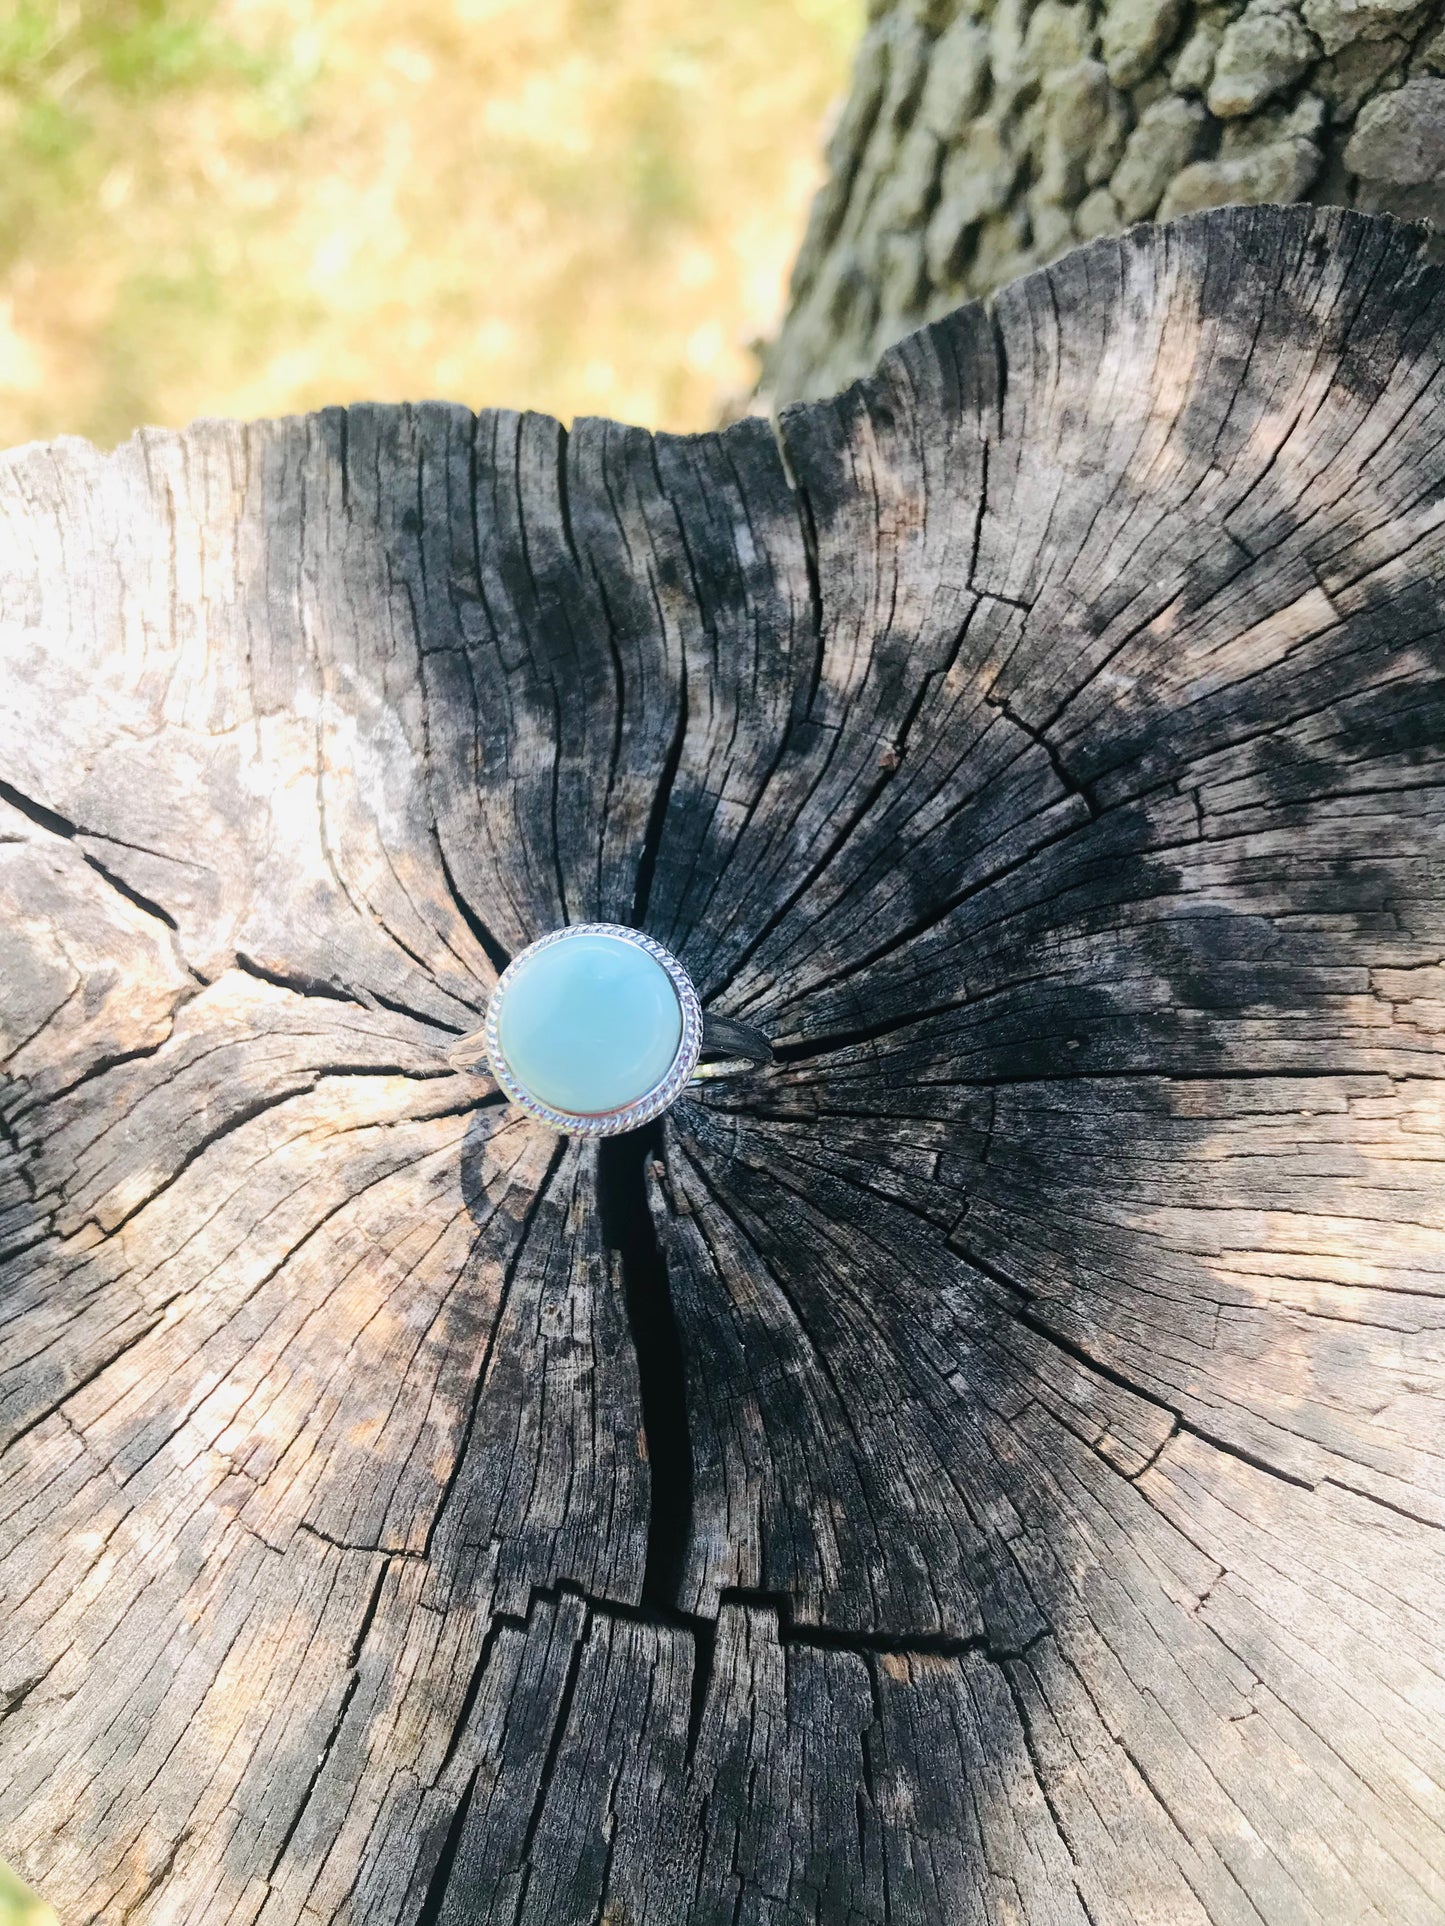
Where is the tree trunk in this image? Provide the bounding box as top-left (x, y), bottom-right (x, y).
top-left (2, 204), bottom-right (1444, 1925)
top-left (768, 0), bottom-right (1445, 402)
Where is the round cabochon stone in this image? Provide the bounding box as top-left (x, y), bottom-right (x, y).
top-left (496, 931), bottom-right (683, 1117)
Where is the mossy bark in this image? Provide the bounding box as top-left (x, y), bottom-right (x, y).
top-left (768, 0), bottom-right (1445, 402)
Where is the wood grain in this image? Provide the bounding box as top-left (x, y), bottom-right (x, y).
top-left (1, 205), bottom-right (1442, 1924)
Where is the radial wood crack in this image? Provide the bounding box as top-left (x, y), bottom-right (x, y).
top-left (598, 1128), bottom-right (694, 1612)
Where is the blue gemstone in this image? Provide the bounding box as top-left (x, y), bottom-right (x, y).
top-left (496, 932), bottom-right (683, 1117)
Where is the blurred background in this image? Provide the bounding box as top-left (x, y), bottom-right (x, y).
top-left (0, 0), bottom-right (862, 449)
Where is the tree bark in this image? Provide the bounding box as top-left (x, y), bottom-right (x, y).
top-left (2, 204), bottom-right (1444, 1924)
top-left (768, 0), bottom-right (1445, 403)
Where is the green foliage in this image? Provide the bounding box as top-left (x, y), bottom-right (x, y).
top-left (0, 0), bottom-right (260, 97)
top-left (0, 1854), bottom-right (57, 1926)
top-left (0, 2), bottom-right (308, 267)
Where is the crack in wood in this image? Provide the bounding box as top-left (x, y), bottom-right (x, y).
top-left (471, 1579), bottom-right (1055, 1687)
top-left (422, 1136), bottom-right (569, 1560)
top-left (118, 1828), bottom-right (193, 1926)
top-left (235, 952), bottom-right (471, 1035)
top-left (415, 1765), bottom-right (482, 1926)
top-left (509, 1602), bottom-right (591, 1926)
top-left (263, 1559), bottom-right (392, 1883)
top-left (705, 595), bottom-right (991, 1011)
top-left (749, 789), bottom-right (1092, 1029)
top-left (996, 1654), bottom-right (1100, 1926)
top-left (79, 853), bottom-right (180, 931)
top-left (431, 835), bottom-right (512, 977)
top-left (985, 695), bottom-right (1100, 820)
top-left (950, 1234), bottom-right (1319, 1496)
top-left (632, 654), bottom-right (689, 931)
top-left (0, 777), bottom-right (79, 841)
top-left (599, 1129), bottom-right (694, 1612)
top-left (1, 776), bottom-right (194, 941)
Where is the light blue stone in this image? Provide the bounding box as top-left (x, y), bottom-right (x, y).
top-left (498, 932), bottom-right (682, 1117)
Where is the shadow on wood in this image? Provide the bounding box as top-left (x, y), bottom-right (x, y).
top-left (1, 204), bottom-right (1443, 1925)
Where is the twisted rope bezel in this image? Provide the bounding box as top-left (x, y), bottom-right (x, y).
top-left (483, 923), bottom-right (703, 1137)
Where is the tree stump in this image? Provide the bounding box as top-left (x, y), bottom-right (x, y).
top-left (2, 203), bottom-right (1444, 1926)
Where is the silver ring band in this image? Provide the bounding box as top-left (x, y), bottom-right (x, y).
top-left (694, 1011), bottom-right (772, 1081)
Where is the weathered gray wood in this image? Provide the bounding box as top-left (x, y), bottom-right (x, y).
top-left (768, 0), bottom-right (1445, 404)
top-left (1, 204), bottom-right (1443, 1924)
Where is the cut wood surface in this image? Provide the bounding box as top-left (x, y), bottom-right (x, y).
top-left (2, 203), bottom-right (1444, 1925)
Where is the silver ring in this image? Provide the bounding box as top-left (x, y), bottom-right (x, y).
top-left (448, 924), bottom-right (770, 1136)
